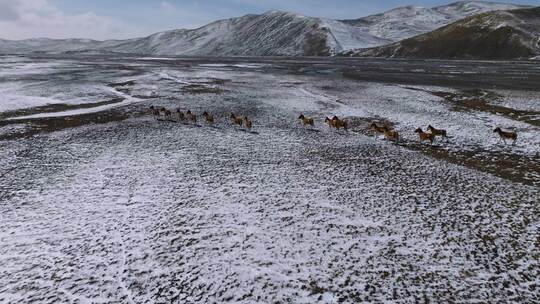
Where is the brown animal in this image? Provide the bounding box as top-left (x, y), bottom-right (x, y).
top-left (164, 109), bottom-right (172, 120)
top-left (150, 106), bottom-right (160, 118)
top-left (427, 125), bottom-right (448, 139)
top-left (230, 113), bottom-right (243, 127)
top-left (325, 117), bottom-right (336, 128)
top-left (370, 122), bottom-right (387, 134)
top-left (186, 110), bottom-right (197, 123)
top-left (244, 116), bottom-right (253, 130)
top-left (158, 107), bottom-right (167, 118)
top-left (415, 127), bottom-right (435, 144)
top-left (493, 127), bottom-right (517, 145)
top-left (176, 109), bottom-right (185, 121)
top-left (298, 114), bottom-right (314, 127)
top-left (383, 126), bottom-right (399, 142)
top-left (332, 116), bottom-right (348, 131)
top-left (202, 111), bottom-right (215, 125)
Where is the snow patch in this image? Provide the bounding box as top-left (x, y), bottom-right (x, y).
top-left (6, 87), bottom-right (139, 120)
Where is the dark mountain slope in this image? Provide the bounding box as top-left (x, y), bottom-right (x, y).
top-left (345, 7), bottom-right (540, 59)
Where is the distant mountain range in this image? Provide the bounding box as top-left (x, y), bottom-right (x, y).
top-left (0, 1), bottom-right (537, 59)
top-left (346, 6), bottom-right (540, 59)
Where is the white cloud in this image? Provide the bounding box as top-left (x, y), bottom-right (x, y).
top-left (0, 0), bottom-right (138, 40)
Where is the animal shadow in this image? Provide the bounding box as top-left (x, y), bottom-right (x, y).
top-left (236, 129), bottom-right (259, 135)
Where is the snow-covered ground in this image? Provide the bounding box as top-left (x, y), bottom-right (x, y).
top-left (1, 56), bottom-right (539, 303)
top-left (0, 56), bottom-right (133, 113)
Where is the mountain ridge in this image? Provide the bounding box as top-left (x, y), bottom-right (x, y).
top-left (341, 1), bottom-right (530, 42)
top-left (0, 1), bottom-right (533, 57)
top-left (343, 6), bottom-right (540, 59)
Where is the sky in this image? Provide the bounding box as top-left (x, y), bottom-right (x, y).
top-left (0, 0), bottom-right (538, 40)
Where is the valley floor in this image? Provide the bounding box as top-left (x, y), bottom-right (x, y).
top-left (0, 55), bottom-right (538, 303)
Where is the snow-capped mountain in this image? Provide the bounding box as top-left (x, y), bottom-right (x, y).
top-left (341, 1), bottom-right (530, 42)
top-left (0, 1), bottom-right (532, 57)
top-left (94, 11), bottom-right (389, 56)
top-left (0, 11), bottom-right (389, 56)
top-left (347, 7), bottom-right (540, 59)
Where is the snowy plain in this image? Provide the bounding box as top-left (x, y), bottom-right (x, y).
top-left (0, 56), bottom-right (126, 113)
top-left (0, 55), bottom-right (539, 303)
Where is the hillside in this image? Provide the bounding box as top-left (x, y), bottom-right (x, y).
top-left (0, 2), bottom-right (533, 57)
top-left (341, 1), bottom-right (529, 42)
top-left (0, 11), bottom-right (388, 56)
top-left (345, 7), bottom-right (540, 59)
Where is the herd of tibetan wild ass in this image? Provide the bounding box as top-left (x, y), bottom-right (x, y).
top-left (149, 106), bottom-right (520, 145)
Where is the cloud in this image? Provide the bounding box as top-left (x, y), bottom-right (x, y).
top-left (0, 0), bottom-right (18, 21)
top-left (160, 1), bottom-right (176, 12)
top-left (0, 0), bottom-right (384, 40)
top-left (0, 0), bottom-right (136, 40)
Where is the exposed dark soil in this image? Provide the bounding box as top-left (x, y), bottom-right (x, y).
top-left (407, 141), bottom-right (540, 188)
top-left (352, 113), bottom-right (540, 187)
top-left (0, 105), bottom-right (133, 141)
top-left (1, 55), bottom-right (538, 303)
top-left (107, 80), bottom-right (136, 87)
top-left (181, 84), bottom-right (226, 94)
top-left (406, 87), bottom-right (540, 127)
top-left (0, 98), bottom-right (125, 121)
top-left (2, 55), bottom-right (539, 187)
top-left (196, 78), bottom-right (232, 85)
